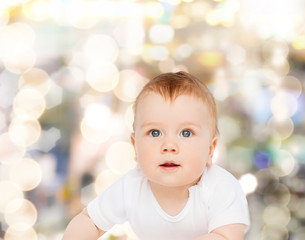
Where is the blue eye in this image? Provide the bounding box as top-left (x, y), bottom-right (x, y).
top-left (150, 130), bottom-right (161, 137)
top-left (181, 130), bottom-right (192, 137)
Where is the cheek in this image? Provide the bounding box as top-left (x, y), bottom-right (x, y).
top-left (185, 141), bottom-right (210, 160)
top-left (135, 140), bottom-right (155, 159)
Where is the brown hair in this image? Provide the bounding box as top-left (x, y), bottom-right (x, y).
top-left (133, 71), bottom-right (218, 136)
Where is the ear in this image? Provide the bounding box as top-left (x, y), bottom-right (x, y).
top-left (207, 136), bottom-right (218, 166)
top-left (130, 133), bottom-right (137, 162)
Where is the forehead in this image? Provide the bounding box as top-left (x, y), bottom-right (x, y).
top-left (135, 92), bottom-right (210, 123)
top-left (138, 91), bottom-right (204, 105)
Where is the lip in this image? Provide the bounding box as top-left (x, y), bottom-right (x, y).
top-left (159, 161), bottom-right (180, 172)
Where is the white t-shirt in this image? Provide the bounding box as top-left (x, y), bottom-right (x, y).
top-left (87, 164), bottom-right (250, 240)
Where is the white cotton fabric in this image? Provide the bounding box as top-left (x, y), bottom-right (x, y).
top-left (87, 164), bottom-right (250, 240)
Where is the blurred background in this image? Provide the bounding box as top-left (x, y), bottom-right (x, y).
top-left (0, 0), bottom-right (305, 239)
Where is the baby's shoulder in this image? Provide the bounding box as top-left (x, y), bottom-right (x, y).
top-left (200, 164), bottom-right (239, 187)
top-left (120, 165), bottom-right (146, 190)
top-left (196, 164), bottom-right (242, 203)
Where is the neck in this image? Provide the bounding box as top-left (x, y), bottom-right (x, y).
top-left (148, 181), bottom-right (193, 216)
top-left (149, 182), bottom-right (190, 199)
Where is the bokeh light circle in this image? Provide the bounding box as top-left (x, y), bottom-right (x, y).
top-left (261, 225), bottom-right (289, 240)
top-left (10, 22), bottom-right (36, 46)
top-left (86, 62), bottom-right (119, 92)
top-left (271, 150), bottom-right (296, 177)
top-left (0, 181), bottom-right (24, 213)
top-left (268, 117), bottom-right (294, 140)
top-left (80, 118), bottom-right (112, 144)
top-left (263, 204), bottom-right (291, 227)
top-left (19, 68), bottom-right (51, 96)
top-left (10, 158), bottom-right (42, 191)
top-left (0, 25), bottom-right (23, 59)
top-left (4, 198), bottom-right (38, 231)
top-left (8, 119), bottom-right (41, 147)
top-left (105, 141), bottom-right (136, 174)
top-left (281, 76), bottom-right (302, 98)
top-left (144, 2), bottom-right (164, 19)
top-left (84, 103), bottom-right (111, 130)
top-left (114, 70), bottom-right (148, 102)
top-left (149, 24), bottom-right (174, 44)
top-left (239, 173), bottom-right (258, 195)
top-left (263, 183), bottom-right (291, 206)
top-left (22, 0), bottom-right (50, 22)
top-left (94, 169), bottom-right (122, 194)
top-left (13, 88), bottom-right (46, 121)
top-left (4, 48), bottom-right (36, 74)
top-left (4, 226), bottom-right (37, 240)
top-left (0, 133), bottom-right (25, 165)
top-left (271, 90), bottom-right (298, 120)
top-left (84, 34), bottom-right (118, 63)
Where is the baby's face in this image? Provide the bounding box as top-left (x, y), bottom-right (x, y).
top-left (131, 92), bottom-right (217, 189)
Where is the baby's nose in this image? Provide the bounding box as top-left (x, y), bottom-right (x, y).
top-left (161, 142), bottom-right (179, 153)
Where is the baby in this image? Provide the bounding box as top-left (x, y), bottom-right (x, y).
top-left (63, 71), bottom-right (250, 240)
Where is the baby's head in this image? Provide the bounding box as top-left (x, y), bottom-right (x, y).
top-left (133, 71), bottom-right (218, 137)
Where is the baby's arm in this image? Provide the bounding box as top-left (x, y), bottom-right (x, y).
top-left (192, 223), bottom-right (246, 240)
top-left (62, 208), bottom-right (105, 240)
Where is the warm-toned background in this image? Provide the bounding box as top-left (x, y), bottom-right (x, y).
top-left (0, 0), bottom-right (305, 239)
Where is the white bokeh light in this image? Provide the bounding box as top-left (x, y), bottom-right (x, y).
top-left (149, 24), bottom-right (175, 44)
top-left (239, 173), bottom-right (258, 195)
top-left (84, 103), bottom-right (111, 130)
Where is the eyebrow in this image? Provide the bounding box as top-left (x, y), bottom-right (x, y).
top-left (140, 122), bottom-right (162, 129)
top-left (140, 122), bottom-right (202, 129)
top-left (180, 122), bottom-right (202, 129)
